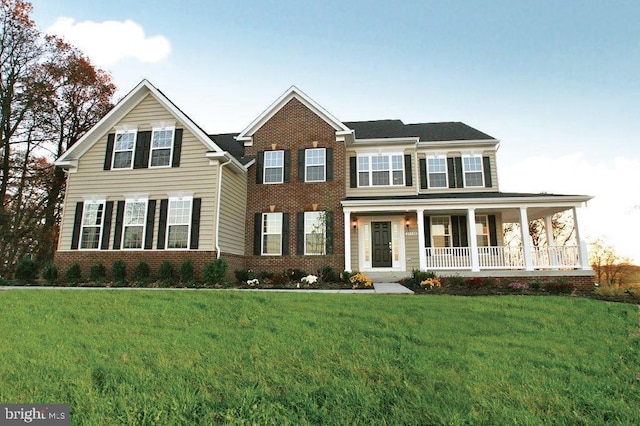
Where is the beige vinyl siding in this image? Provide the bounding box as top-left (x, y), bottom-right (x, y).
top-left (404, 217), bottom-right (420, 271)
top-left (218, 165), bottom-right (247, 255)
top-left (58, 94), bottom-right (218, 251)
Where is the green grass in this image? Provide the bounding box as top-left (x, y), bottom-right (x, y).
top-left (0, 290), bottom-right (638, 425)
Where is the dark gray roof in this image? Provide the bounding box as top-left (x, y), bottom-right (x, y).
top-left (344, 191), bottom-right (584, 201)
top-left (343, 120), bottom-right (495, 141)
top-left (209, 133), bottom-right (253, 165)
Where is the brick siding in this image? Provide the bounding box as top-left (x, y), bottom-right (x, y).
top-left (244, 97), bottom-right (346, 275)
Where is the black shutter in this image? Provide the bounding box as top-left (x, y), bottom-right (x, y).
top-left (325, 211), bottom-right (334, 254)
top-left (172, 129), bottom-right (183, 167)
top-left (459, 215), bottom-right (468, 247)
top-left (144, 200), bottom-right (156, 250)
top-left (253, 213), bottom-right (262, 255)
top-left (454, 157), bottom-right (463, 188)
top-left (282, 213), bottom-right (290, 255)
top-left (349, 157), bottom-right (357, 188)
top-left (113, 201), bottom-right (125, 249)
top-left (284, 150), bottom-right (291, 182)
top-left (447, 158), bottom-right (455, 188)
top-left (71, 202), bottom-right (84, 249)
top-left (404, 154), bottom-right (412, 186)
top-left (296, 212), bottom-right (305, 255)
top-left (326, 148), bottom-right (333, 181)
top-left (256, 151), bottom-right (264, 184)
top-left (424, 216), bottom-right (431, 255)
top-left (103, 134), bottom-right (115, 170)
top-left (298, 149), bottom-right (305, 182)
top-left (157, 199), bottom-right (168, 249)
top-left (452, 216), bottom-right (460, 247)
top-left (101, 201), bottom-right (113, 250)
top-left (483, 156), bottom-right (492, 188)
top-left (190, 198), bottom-right (201, 249)
top-left (133, 131), bottom-right (151, 169)
top-left (488, 215), bottom-right (498, 247)
top-left (420, 158), bottom-right (428, 189)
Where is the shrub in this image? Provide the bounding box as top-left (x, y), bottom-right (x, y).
top-left (158, 260), bottom-right (175, 287)
top-left (66, 263), bottom-right (82, 285)
top-left (0, 276), bottom-right (10, 286)
top-left (405, 269), bottom-right (437, 289)
top-left (441, 275), bottom-right (466, 287)
top-left (270, 274), bottom-right (289, 285)
top-left (544, 278), bottom-right (575, 294)
top-left (465, 277), bottom-right (485, 289)
top-left (112, 260), bottom-right (127, 285)
top-left (234, 269), bottom-right (251, 283)
top-left (258, 271), bottom-right (274, 280)
top-left (179, 260), bottom-right (195, 287)
top-left (420, 277), bottom-right (441, 289)
top-left (341, 270), bottom-right (357, 283)
top-left (530, 280), bottom-right (543, 290)
top-left (133, 261), bottom-right (151, 285)
top-left (349, 272), bottom-right (373, 289)
top-left (202, 259), bottom-right (228, 286)
top-left (508, 281), bottom-right (529, 291)
top-left (14, 256), bottom-right (38, 283)
top-left (89, 263), bottom-right (107, 283)
top-left (285, 268), bottom-right (306, 281)
top-left (317, 266), bottom-right (339, 283)
top-left (42, 263), bottom-right (58, 285)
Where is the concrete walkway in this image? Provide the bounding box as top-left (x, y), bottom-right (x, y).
top-left (0, 283), bottom-right (413, 294)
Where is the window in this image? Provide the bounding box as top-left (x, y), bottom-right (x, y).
top-left (112, 130), bottom-right (136, 169)
top-left (463, 156), bottom-right (484, 187)
top-left (150, 127), bottom-right (174, 167)
top-left (122, 199), bottom-right (147, 249)
top-left (427, 157), bottom-right (447, 188)
top-left (304, 211), bottom-right (325, 255)
top-left (357, 154), bottom-right (404, 187)
top-left (431, 216), bottom-right (451, 248)
top-left (475, 215), bottom-right (490, 247)
top-left (80, 201), bottom-right (105, 249)
top-left (167, 197), bottom-right (192, 249)
top-left (262, 212), bottom-right (282, 255)
top-left (305, 148), bottom-right (325, 182)
top-left (263, 150), bottom-right (284, 183)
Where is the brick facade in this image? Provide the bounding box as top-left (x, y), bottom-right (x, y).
top-left (243, 97), bottom-right (346, 275)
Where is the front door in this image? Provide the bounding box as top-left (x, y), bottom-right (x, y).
top-left (372, 222), bottom-right (392, 267)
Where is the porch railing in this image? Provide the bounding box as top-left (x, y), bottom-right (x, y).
top-left (425, 246), bottom-right (581, 270)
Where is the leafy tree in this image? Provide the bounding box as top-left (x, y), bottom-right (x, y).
top-left (589, 238), bottom-right (633, 286)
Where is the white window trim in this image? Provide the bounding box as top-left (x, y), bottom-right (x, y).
top-left (426, 155), bottom-right (448, 189)
top-left (79, 199), bottom-right (106, 250)
top-left (261, 212), bottom-right (282, 256)
top-left (166, 195), bottom-right (193, 250)
top-left (357, 153), bottom-right (404, 187)
top-left (430, 215), bottom-right (453, 248)
top-left (121, 197), bottom-right (148, 250)
top-left (112, 129), bottom-right (137, 170)
top-left (149, 126), bottom-right (175, 168)
top-left (263, 150), bottom-right (284, 184)
top-left (305, 148), bottom-right (326, 182)
top-left (462, 155), bottom-right (484, 188)
top-left (304, 211), bottom-right (326, 255)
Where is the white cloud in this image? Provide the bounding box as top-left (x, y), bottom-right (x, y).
top-left (500, 153), bottom-right (640, 263)
top-left (47, 17), bottom-right (171, 67)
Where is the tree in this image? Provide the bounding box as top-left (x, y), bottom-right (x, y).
top-left (589, 238), bottom-right (632, 286)
top-left (502, 210), bottom-right (576, 248)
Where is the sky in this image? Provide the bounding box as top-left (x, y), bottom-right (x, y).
top-left (29, 0), bottom-right (640, 263)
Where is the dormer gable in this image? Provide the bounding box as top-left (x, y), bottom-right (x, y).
top-left (235, 86), bottom-right (353, 147)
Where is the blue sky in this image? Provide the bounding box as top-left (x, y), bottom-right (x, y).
top-left (31, 0), bottom-right (640, 262)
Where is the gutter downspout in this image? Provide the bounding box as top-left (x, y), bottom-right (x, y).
top-left (215, 155), bottom-right (232, 259)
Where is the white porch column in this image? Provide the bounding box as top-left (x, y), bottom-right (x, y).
top-left (545, 214), bottom-right (558, 269)
top-left (519, 207), bottom-right (534, 271)
top-left (416, 209), bottom-right (427, 270)
top-left (344, 210), bottom-right (352, 272)
top-left (572, 206), bottom-right (591, 270)
top-left (467, 208), bottom-right (480, 272)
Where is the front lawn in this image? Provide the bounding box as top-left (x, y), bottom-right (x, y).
top-left (0, 291), bottom-right (638, 424)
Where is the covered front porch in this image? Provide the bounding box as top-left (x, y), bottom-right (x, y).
top-left (341, 192), bottom-right (593, 275)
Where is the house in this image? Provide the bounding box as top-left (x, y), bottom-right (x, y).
top-left (54, 80), bottom-right (594, 289)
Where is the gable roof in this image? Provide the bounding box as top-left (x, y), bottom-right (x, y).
top-left (235, 86), bottom-right (352, 145)
top-left (344, 120), bottom-right (495, 141)
top-left (55, 79), bottom-right (225, 167)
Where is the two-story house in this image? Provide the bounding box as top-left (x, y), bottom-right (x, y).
top-left (54, 80), bottom-right (594, 288)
